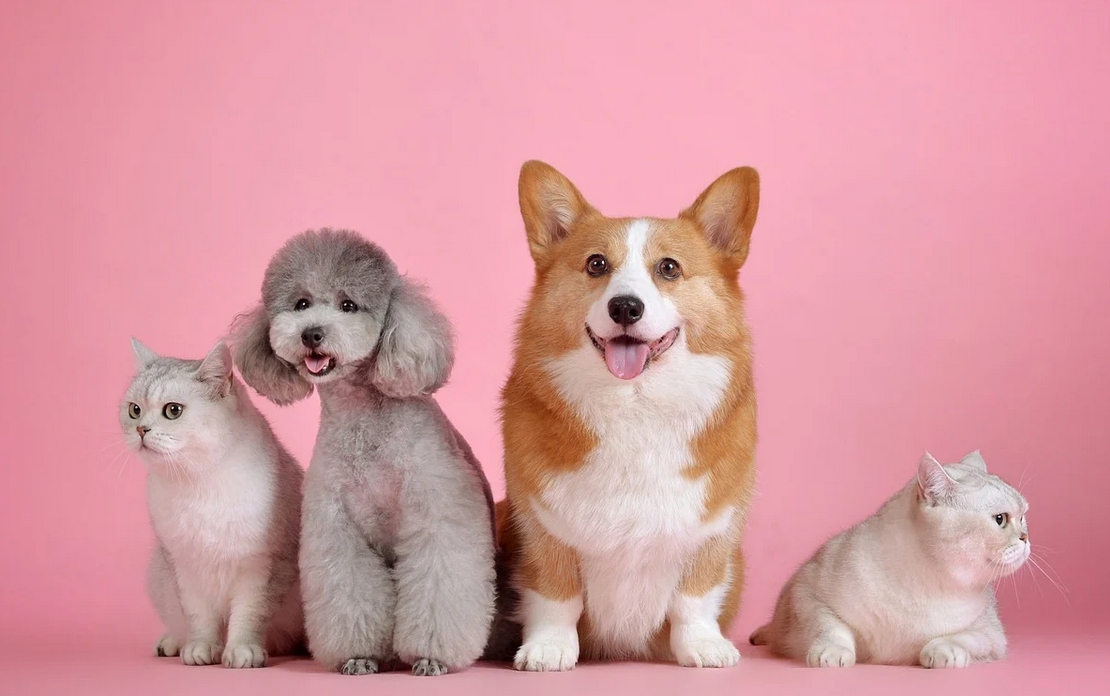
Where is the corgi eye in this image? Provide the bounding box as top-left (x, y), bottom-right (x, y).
top-left (162, 403), bottom-right (185, 420)
top-left (586, 254), bottom-right (609, 276)
top-left (657, 258), bottom-right (681, 280)
top-left (340, 299), bottom-right (358, 313)
top-left (994, 513), bottom-right (1009, 527)
top-left (294, 298), bottom-right (311, 311)
top-left (128, 403), bottom-right (141, 419)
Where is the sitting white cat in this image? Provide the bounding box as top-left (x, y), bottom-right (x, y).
top-left (750, 450), bottom-right (1029, 668)
top-left (121, 339), bottom-right (305, 668)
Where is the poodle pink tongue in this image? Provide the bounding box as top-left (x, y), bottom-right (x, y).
top-left (305, 355), bottom-right (330, 374)
top-left (604, 340), bottom-right (649, 380)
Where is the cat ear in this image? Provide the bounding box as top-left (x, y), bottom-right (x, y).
top-left (679, 166), bottom-right (760, 267)
top-left (960, 450), bottom-right (988, 473)
top-left (228, 304), bottom-right (313, 406)
top-left (917, 452), bottom-right (957, 503)
top-left (197, 341), bottom-right (233, 397)
top-left (367, 278), bottom-right (454, 398)
top-left (130, 337), bottom-right (158, 369)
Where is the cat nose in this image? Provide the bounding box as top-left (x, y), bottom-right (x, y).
top-left (136, 426), bottom-right (150, 436)
top-left (301, 327), bottom-right (326, 349)
top-left (1020, 533), bottom-right (1028, 542)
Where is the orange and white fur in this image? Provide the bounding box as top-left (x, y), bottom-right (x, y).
top-left (498, 161), bottom-right (761, 670)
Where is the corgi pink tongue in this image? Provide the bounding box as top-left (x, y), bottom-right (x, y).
top-left (604, 340), bottom-right (650, 380)
top-left (305, 355), bottom-right (330, 374)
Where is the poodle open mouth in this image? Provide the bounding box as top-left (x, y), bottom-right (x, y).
top-left (586, 326), bottom-right (679, 380)
top-left (304, 352), bottom-right (337, 376)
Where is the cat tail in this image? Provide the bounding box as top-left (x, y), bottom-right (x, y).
top-left (749, 624), bottom-right (771, 646)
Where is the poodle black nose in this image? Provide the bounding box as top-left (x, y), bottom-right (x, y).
top-left (608, 295), bottom-right (644, 326)
top-left (302, 327), bottom-right (326, 349)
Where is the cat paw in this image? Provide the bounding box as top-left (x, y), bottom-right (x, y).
top-left (411, 658), bottom-right (448, 676)
top-left (920, 639), bottom-right (971, 668)
top-left (222, 642), bottom-right (267, 669)
top-left (806, 642), bottom-right (856, 668)
top-left (674, 635), bottom-right (742, 668)
top-left (155, 634), bottom-right (180, 657)
top-left (514, 637), bottom-right (579, 672)
top-left (181, 640), bottom-right (223, 666)
top-left (340, 657), bottom-right (379, 675)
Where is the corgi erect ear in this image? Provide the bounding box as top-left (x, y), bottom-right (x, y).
top-left (518, 160), bottom-right (595, 264)
top-left (679, 166), bottom-right (760, 267)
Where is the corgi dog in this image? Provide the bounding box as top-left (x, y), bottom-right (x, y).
top-left (497, 161), bottom-right (760, 671)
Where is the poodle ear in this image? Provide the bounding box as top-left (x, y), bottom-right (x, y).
top-left (369, 278), bottom-right (455, 398)
top-left (228, 304), bottom-right (313, 406)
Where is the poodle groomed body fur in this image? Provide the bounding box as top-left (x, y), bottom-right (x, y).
top-left (231, 229), bottom-right (497, 676)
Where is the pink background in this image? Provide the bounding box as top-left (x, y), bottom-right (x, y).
top-left (2, 1), bottom-right (1108, 693)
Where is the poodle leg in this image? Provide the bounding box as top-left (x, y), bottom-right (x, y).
top-left (300, 484), bottom-right (395, 674)
top-left (392, 493), bottom-right (496, 675)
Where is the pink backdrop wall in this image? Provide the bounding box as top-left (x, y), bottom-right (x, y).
top-left (1, 0), bottom-right (1107, 649)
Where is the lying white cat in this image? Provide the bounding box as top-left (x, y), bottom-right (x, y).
top-left (751, 450), bottom-right (1029, 668)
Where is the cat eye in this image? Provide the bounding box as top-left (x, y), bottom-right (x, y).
top-left (294, 298), bottom-right (311, 311)
top-left (128, 403), bottom-right (141, 419)
top-left (586, 254), bottom-right (609, 276)
top-left (994, 513), bottom-right (1009, 527)
top-left (162, 403), bottom-right (185, 420)
top-left (657, 258), bottom-right (682, 280)
top-left (340, 299), bottom-right (358, 313)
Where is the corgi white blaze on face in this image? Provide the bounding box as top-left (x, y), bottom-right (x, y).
top-left (583, 219), bottom-right (682, 380)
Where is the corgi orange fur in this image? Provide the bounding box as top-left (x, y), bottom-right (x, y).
top-left (498, 161), bottom-right (760, 670)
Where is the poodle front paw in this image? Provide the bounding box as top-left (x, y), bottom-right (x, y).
top-left (340, 657), bottom-right (380, 675)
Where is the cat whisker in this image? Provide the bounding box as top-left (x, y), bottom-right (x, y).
top-left (1027, 554), bottom-right (1069, 603)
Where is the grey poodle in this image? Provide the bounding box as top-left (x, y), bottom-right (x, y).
top-left (230, 229), bottom-right (497, 676)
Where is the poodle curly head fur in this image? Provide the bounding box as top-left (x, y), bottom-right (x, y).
top-left (229, 228), bottom-right (455, 404)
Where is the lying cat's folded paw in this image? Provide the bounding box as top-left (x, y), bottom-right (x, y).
top-left (222, 642), bottom-right (267, 668)
top-left (806, 641), bottom-right (856, 668)
top-left (920, 639), bottom-right (971, 668)
top-left (181, 640), bottom-right (223, 666)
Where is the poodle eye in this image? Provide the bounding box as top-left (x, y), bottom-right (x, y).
top-left (586, 254), bottom-right (609, 276)
top-left (128, 403), bottom-right (141, 419)
top-left (340, 299), bottom-right (358, 313)
top-left (294, 298), bottom-right (311, 311)
top-left (994, 513), bottom-right (1009, 527)
top-left (162, 403), bottom-right (185, 420)
top-left (657, 258), bottom-right (682, 280)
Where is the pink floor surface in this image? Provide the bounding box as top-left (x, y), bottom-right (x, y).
top-left (3, 629), bottom-right (1105, 696)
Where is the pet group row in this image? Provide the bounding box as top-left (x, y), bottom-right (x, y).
top-left (122, 160), bottom-right (1031, 675)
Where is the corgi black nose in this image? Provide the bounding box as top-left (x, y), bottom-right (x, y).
top-left (301, 327), bottom-right (326, 348)
top-left (608, 295), bottom-right (644, 326)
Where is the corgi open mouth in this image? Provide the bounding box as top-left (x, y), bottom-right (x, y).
top-left (304, 352), bottom-right (336, 376)
top-left (587, 326), bottom-right (679, 380)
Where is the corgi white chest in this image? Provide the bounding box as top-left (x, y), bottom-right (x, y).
top-left (536, 339), bottom-right (733, 654)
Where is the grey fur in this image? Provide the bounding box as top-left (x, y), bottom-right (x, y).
top-left (230, 229), bottom-right (497, 676)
